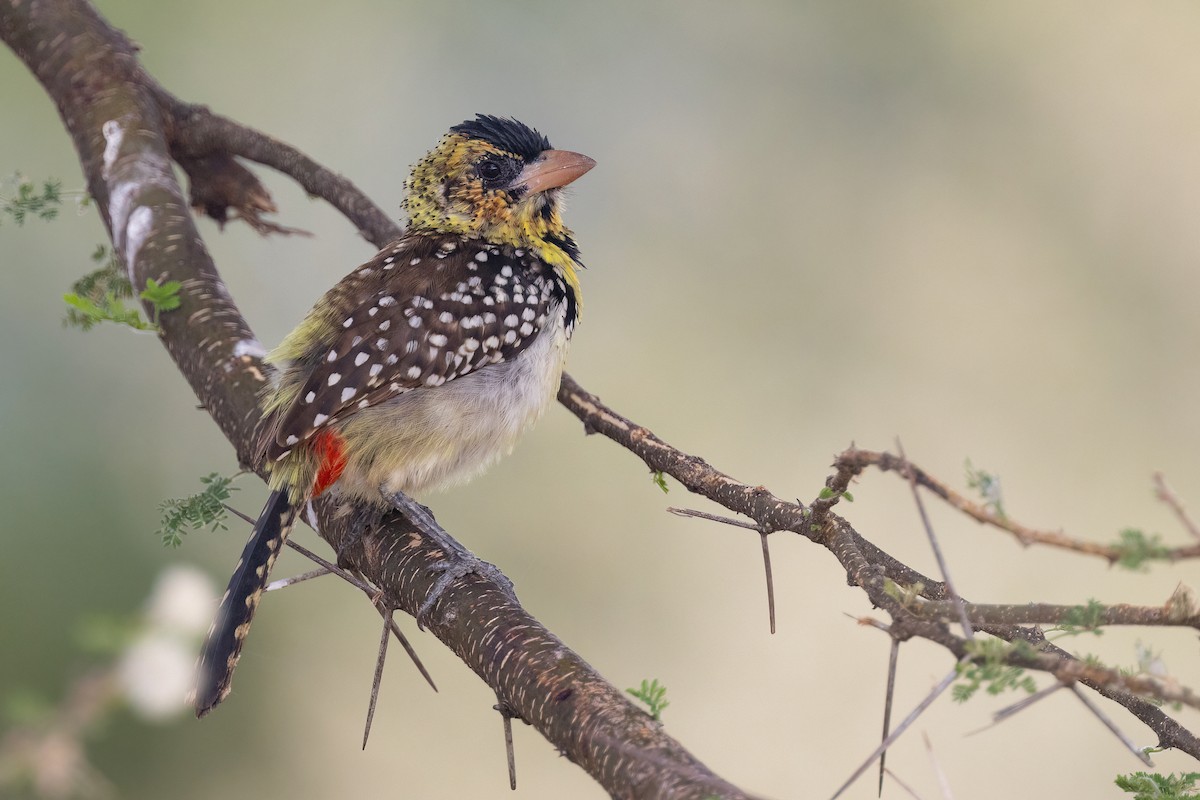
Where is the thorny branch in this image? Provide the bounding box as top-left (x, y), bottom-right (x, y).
top-left (557, 378), bottom-right (1200, 759)
top-left (835, 448), bottom-right (1200, 563)
top-left (4, 0), bottom-right (1199, 796)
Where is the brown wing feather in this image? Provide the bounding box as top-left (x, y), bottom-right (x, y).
top-left (264, 237), bottom-right (563, 461)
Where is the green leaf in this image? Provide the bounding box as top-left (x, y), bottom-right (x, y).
top-left (964, 458), bottom-right (1005, 518)
top-left (954, 638), bottom-right (1037, 702)
top-left (1053, 599), bottom-right (1107, 636)
top-left (627, 678), bottom-right (670, 720)
top-left (651, 470), bottom-right (669, 494)
top-left (1, 175), bottom-right (64, 226)
top-left (63, 291), bottom-right (156, 332)
top-left (1115, 772), bottom-right (1200, 799)
top-left (1111, 528), bottom-right (1171, 571)
top-left (140, 278), bottom-right (183, 313)
top-left (157, 472), bottom-right (239, 548)
top-left (63, 249), bottom-right (156, 332)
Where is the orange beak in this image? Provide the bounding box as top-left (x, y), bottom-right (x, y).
top-left (515, 149), bottom-right (596, 195)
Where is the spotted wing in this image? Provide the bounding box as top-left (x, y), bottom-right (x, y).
top-left (266, 239), bottom-right (562, 459)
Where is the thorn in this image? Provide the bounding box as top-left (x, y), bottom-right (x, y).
top-left (894, 438), bottom-right (973, 639)
top-left (284, 539), bottom-right (373, 594)
top-left (882, 766), bottom-right (927, 800)
top-left (922, 733), bottom-right (954, 800)
top-left (965, 681), bottom-right (1064, 736)
top-left (759, 531), bottom-right (776, 634)
top-left (667, 506), bottom-right (759, 530)
top-left (229, 501), bottom-right (437, 696)
top-left (494, 694), bottom-right (518, 790)
top-left (830, 663), bottom-right (960, 800)
top-left (291, 519), bottom-right (437, 691)
top-left (1070, 684), bottom-right (1153, 766)
top-left (379, 604), bottom-right (437, 692)
top-left (266, 566), bottom-right (331, 591)
top-left (363, 606), bottom-right (392, 750)
top-left (879, 638), bottom-right (900, 797)
top-left (667, 507), bottom-right (776, 631)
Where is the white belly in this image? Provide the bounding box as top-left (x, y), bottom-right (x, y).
top-left (333, 302), bottom-right (570, 502)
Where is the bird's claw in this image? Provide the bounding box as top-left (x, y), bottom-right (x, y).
top-left (418, 553), bottom-right (515, 620)
top-left (381, 487), bottom-right (517, 624)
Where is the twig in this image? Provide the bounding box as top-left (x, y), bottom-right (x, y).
top-left (1154, 471), bottom-right (1200, 541)
top-left (561, 379), bottom-right (1200, 757)
top-left (837, 449), bottom-right (1200, 563)
top-left (895, 439), bottom-right (972, 639)
top-left (266, 567), bottom-right (330, 592)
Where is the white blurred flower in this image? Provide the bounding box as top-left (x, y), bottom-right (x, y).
top-left (115, 632), bottom-right (195, 721)
top-left (145, 565), bottom-right (215, 636)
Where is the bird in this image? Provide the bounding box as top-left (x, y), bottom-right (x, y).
top-left (192, 115), bottom-right (594, 717)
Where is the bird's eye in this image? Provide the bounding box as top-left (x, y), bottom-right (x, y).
top-left (477, 156), bottom-right (518, 190)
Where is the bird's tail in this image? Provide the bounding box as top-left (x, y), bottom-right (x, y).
top-left (192, 489), bottom-right (299, 717)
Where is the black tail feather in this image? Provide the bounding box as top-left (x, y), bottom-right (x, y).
top-left (193, 489), bottom-right (298, 717)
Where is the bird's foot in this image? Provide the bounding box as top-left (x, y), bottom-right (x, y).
top-left (337, 502), bottom-right (387, 569)
top-left (381, 488), bottom-right (516, 623)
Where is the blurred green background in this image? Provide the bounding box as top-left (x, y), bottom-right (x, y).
top-left (3, 1), bottom-right (1200, 797)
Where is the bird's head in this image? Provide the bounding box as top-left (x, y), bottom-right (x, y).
top-left (402, 115), bottom-right (594, 260)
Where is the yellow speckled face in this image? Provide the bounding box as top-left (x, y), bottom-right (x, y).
top-left (404, 134), bottom-right (536, 236)
top-left (400, 115), bottom-right (593, 304)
